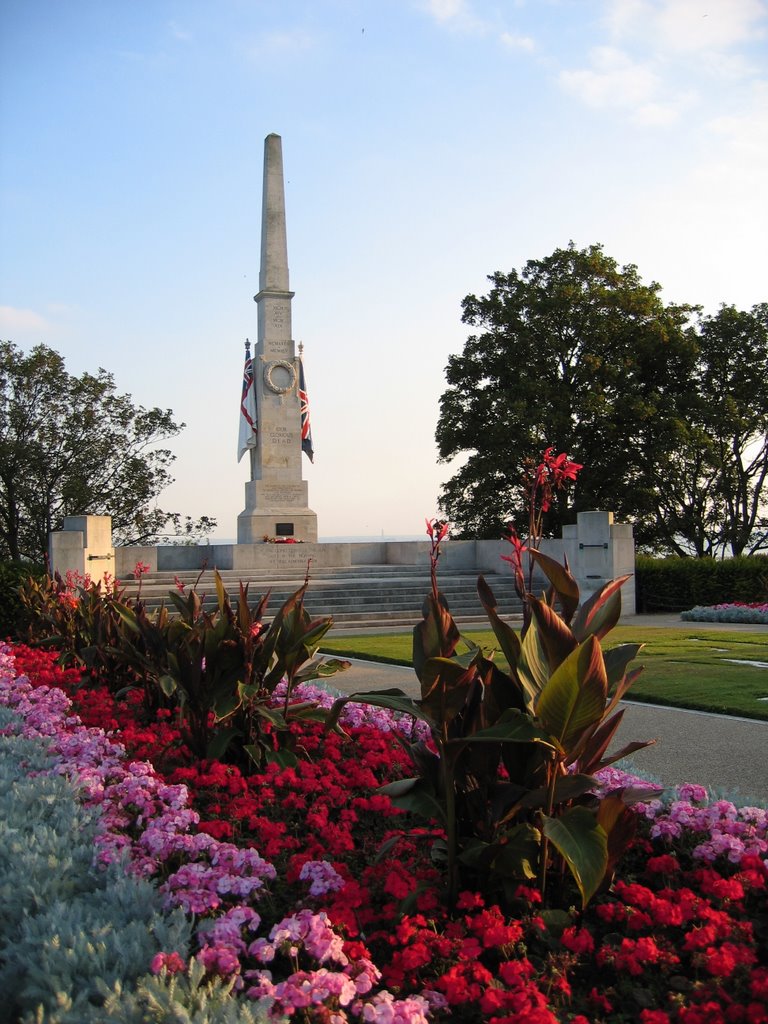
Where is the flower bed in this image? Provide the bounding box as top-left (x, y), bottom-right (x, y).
top-left (2, 642), bottom-right (768, 1023)
top-left (681, 602), bottom-right (768, 625)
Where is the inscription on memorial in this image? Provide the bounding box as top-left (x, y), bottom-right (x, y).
top-left (273, 546), bottom-right (313, 567)
top-left (267, 426), bottom-right (295, 447)
top-left (270, 302), bottom-right (288, 332)
top-left (261, 485), bottom-right (304, 505)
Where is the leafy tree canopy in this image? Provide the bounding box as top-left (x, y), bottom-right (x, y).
top-left (0, 341), bottom-right (216, 562)
top-left (436, 243), bottom-right (768, 557)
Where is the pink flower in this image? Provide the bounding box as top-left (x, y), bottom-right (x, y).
top-left (150, 951), bottom-right (186, 975)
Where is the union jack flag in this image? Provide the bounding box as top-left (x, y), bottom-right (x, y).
top-left (237, 340), bottom-right (258, 462)
top-left (299, 356), bottom-right (314, 463)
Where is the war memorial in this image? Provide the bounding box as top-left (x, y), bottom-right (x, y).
top-left (49, 134), bottom-right (636, 614)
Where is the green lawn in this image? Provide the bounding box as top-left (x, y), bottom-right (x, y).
top-left (320, 626), bottom-right (768, 721)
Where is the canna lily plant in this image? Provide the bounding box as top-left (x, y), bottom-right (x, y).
top-left (111, 569), bottom-right (350, 766)
top-left (327, 452), bottom-right (656, 912)
top-left (21, 565), bottom-right (350, 768)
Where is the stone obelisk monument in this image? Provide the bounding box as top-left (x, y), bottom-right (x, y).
top-left (237, 134), bottom-right (318, 544)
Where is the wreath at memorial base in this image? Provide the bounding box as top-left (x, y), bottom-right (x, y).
top-left (262, 535), bottom-right (302, 544)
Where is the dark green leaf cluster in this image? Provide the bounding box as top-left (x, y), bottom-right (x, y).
top-left (0, 559), bottom-right (46, 638)
top-left (327, 547), bottom-right (654, 912)
top-left (19, 569), bottom-right (350, 768)
top-left (436, 244), bottom-right (768, 557)
top-left (0, 341), bottom-right (216, 563)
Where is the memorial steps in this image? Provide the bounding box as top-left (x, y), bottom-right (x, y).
top-left (119, 565), bottom-right (524, 629)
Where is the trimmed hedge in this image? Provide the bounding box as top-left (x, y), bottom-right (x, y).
top-left (0, 561), bottom-right (46, 640)
top-left (635, 555), bottom-right (768, 613)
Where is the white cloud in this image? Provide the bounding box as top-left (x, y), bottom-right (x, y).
top-left (246, 29), bottom-right (318, 59)
top-left (0, 306), bottom-right (51, 333)
top-left (500, 30), bottom-right (535, 52)
top-left (425, 0), bottom-right (467, 22)
top-left (634, 94), bottom-right (696, 124)
top-left (704, 79), bottom-right (768, 188)
top-left (421, 0), bottom-right (489, 33)
top-left (557, 0), bottom-right (766, 124)
top-left (559, 46), bottom-right (661, 109)
top-left (168, 21), bottom-right (192, 43)
top-left (605, 0), bottom-right (768, 56)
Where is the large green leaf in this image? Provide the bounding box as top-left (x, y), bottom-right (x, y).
top-left (517, 616), bottom-right (550, 708)
top-left (445, 708), bottom-right (558, 751)
top-left (542, 807), bottom-right (608, 907)
top-left (529, 595), bottom-right (578, 673)
top-left (529, 549), bottom-right (580, 623)
top-left (413, 591), bottom-right (461, 677)
top-left (501, 773), bottom-right (598, 819)
top-left (111, 600), bottom-right (141, 634)
top-left (206, 724), bottom-right (243, 762)
top-left (159, 673), bottom-right (177, 698)
top-left (213, 689), bottom-right (242, 722)
top-left (293, 617), bottom-right (334, 653)
top-left (571, 708), bottom-right (624, 772)
top-left (483, 660), bottom-right (528, 720)
top-left (214, 570), bottom-right (227, 612)
top-left (379, 776), bottom-right (447, 826)
top-left (597, 791), bottom-right (638, 878)
top-left (266, 747), bottom-right (299, 769)
top-left (293, 656), bottom-right (350, 684)
top-left (604, 665), bottom-right (645, 718)
top-left (252, 703), bottom-right (288, 729)
top-left (534, 636), bottom-right (608, 750)
top-left (603, 643), bottom-right (643, 688)
top-left (419, 656), bottom-right (478, 723)
top-left (490, 823), bottom-right (542, 881)
top-left (476, 575), bottom-right (522, 669)
top-left (571, 575), bottom-right (631, 643)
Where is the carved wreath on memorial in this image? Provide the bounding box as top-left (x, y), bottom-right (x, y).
top-left (264, 360), bottom-right (297, 395)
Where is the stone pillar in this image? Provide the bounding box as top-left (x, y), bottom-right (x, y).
top-left (562, 511), bottom-right (636, 614)
top-left (49, 515), bottom-right (116, 582)
top-left (238, 133), bottom-right (318, 544)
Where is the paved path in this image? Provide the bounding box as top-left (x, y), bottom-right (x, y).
top-left (328, 633), bottom-right (768, 806)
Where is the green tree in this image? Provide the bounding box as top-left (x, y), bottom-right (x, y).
top-left (652, 303), bottom-right (768, 557)
top-left (0, 341), bottom-right (216, 563)
top-left (436, 243), bottom-right (699, 548)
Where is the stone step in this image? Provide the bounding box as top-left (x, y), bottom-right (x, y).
top-left (119, 565), bottom-right (524, 627)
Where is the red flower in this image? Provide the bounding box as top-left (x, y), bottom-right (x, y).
top-left (561, 925), bottom-right (595, 955)
top-left (197, 820), bottom-right (233, 841)
top-left (425, 517), bottom-right (450, 543)
top-left (538, 447), bottom-right (584, 485)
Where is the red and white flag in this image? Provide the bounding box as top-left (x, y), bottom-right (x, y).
top-left (299, 356), bottom-right (314, 463)
top-left (237, 340), bottom-right (258, 462)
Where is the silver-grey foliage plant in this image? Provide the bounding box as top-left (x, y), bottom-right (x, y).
top-left (0, 709), bottom-right (272, 1024)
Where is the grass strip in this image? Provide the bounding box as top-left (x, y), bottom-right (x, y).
top-left (322, 626), bottom-right (768, 721)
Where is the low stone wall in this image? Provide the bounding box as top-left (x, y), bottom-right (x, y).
top-left (56, 512), bottom-right (635, 614)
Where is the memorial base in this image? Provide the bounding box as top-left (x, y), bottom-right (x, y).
top-left (237, 508), bottom-right (318, 545)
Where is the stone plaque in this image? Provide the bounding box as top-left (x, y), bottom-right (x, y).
top-left (275, 522), bottom-right (294, 536)
top-left (261, 485), bottom-right (305, 504)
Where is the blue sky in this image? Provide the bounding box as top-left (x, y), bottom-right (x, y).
top-left (2, 0), bottom-right (766, 541)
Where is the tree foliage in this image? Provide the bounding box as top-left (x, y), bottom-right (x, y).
top-left (436, 243), bottom-right (768, 557)
top-left (0, 341), bottom-right (216, 562)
